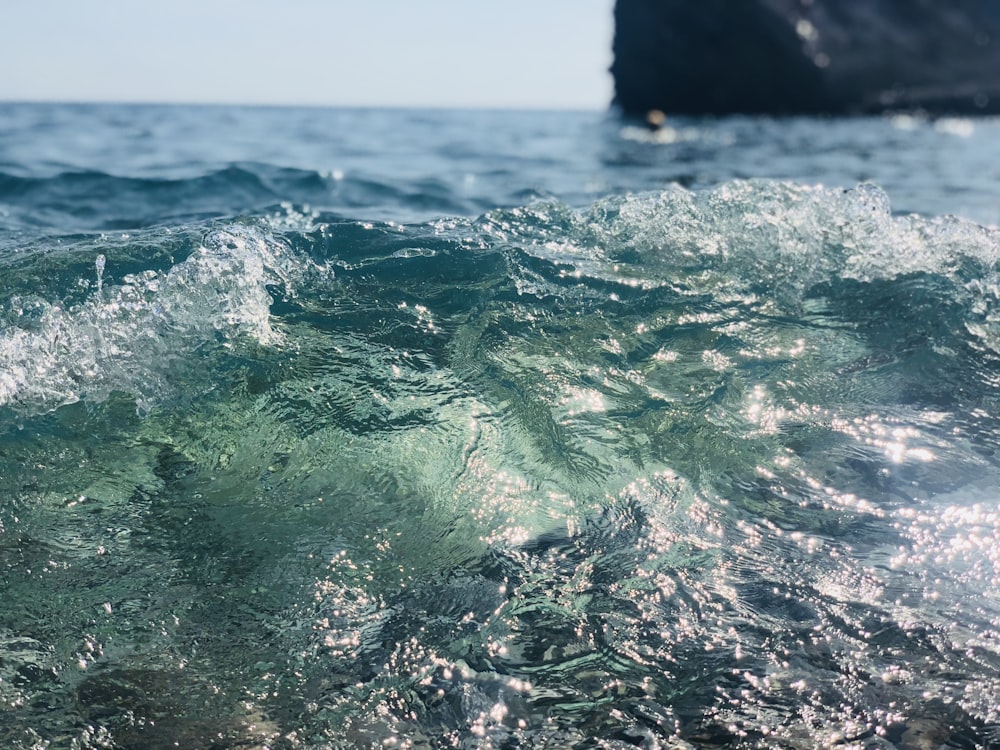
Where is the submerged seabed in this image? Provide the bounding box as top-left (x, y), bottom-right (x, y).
top-left (1, 178), bottom-right (999, 749)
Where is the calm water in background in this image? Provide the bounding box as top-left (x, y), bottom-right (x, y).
top-left (1, 103), bottom-right (1000, 748)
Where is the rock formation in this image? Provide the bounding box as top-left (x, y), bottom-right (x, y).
top-left (612, 0), bottom-right (1000, 115)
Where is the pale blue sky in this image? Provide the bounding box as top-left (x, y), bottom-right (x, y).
top-left (2, 1), bottom-right (615, 109)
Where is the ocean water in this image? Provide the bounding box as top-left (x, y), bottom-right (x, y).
top-left (1, 102), bottom-right (1000, 749)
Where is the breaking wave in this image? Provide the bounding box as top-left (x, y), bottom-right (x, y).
top-left (3, 179), bottom-right (1000, 747)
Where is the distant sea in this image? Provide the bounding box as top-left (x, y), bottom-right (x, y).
top-left (1, 103), bottom-right (999, 749)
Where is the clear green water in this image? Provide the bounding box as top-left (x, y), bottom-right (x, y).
top-left (1, 104), bottom-right (999, 748)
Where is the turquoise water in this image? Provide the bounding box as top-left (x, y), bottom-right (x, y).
top-left (1, 103), bottom-right (1000, 748)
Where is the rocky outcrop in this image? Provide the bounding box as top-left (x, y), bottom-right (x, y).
top-left (612, 0), bottom-right (1000, 116)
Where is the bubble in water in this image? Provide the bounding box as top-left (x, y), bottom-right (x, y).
top-left (94, 254), bottom-right (105, 294)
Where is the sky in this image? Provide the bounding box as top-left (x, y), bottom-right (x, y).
top-left (1, 1), bottom-right (615, 110)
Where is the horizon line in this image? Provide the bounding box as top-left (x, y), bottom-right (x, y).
top-left (0, 97), bottom-right (614, 114)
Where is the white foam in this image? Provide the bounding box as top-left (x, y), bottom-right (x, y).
top-left (584, 181), bottom-right (1000, 291)
top-left (0, 226), bottom-right (295, 415)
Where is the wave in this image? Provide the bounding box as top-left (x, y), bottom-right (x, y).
top-left (0, 164), bottom-right (488, 232)
top-left (2, 180), bottom-right (999, 417)
top-left (3, 179), bottom-right (1000, 746)
top-left (0, 223), bottom-right (330, 416)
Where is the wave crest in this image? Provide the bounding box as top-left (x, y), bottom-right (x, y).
top-left (0, 225), bottom-right (310, 415)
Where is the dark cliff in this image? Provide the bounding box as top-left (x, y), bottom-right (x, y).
top-left (612, 0), bottom-right (1000, 116)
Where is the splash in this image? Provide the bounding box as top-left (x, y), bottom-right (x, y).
top-left (0, 225), bottom-right (307, 415)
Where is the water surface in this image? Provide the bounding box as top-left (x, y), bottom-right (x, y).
top-left (1, 103), bottom-right (999, 748)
